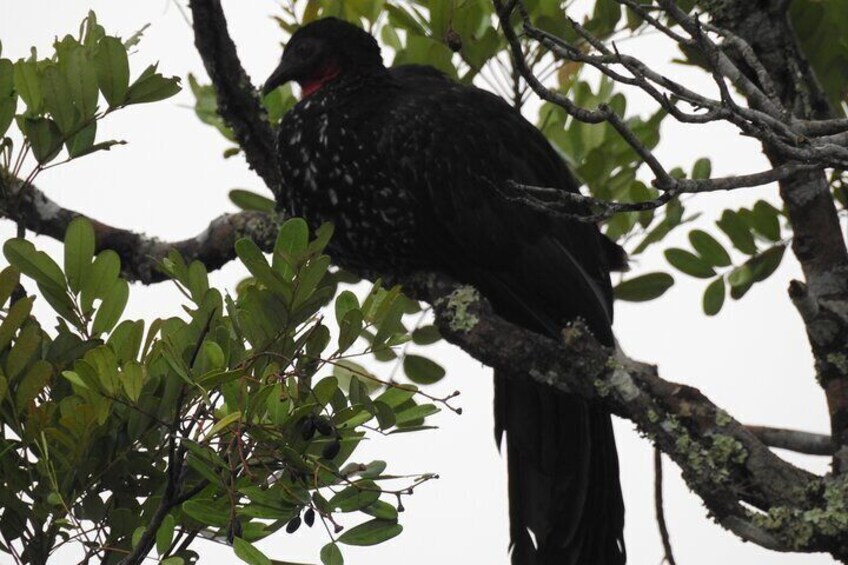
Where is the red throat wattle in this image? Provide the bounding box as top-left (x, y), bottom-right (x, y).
top-left (299, 62), bottom-right (342, 98)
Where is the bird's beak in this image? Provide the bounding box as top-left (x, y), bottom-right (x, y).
top-left (262, 58), bottom-right (295, 96)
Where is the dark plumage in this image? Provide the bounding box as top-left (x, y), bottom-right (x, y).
top-left (264, 18), bottom-right (626, 565)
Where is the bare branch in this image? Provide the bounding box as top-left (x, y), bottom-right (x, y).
top-left (504, 161), bottom-right (820, 222)
top-left (654, 448), bottom-right (678, 565)
top-left (747, 425), bottom-right (833, 456)
top-left (0, 174), bottom-right (279, 284)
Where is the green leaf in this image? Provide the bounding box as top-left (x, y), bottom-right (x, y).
top-left (91, 278), bottom-right (129, 336)
top-left (233, 537), bottom-right (271, 565)
top-left (64, 217), bottom-right (96, 294)
top-left (691, 157), bottom-right (712, 180)
top-left (335, 290), bottom-right (359, 325)
top-left (125, 67), bottom-right (180, 105)
top-left (14, 59), bottom-right (42, 112)
top-left (20, 117), bottom-right (63, 164)
top-left (0, 59), bottom-right (14, 98)
top-left (38, 281), bottom-right (78, 325)
top-left (4, 238), bottom-right (66, 291)
top-left (395, 403), bottom-right (439, 426)
top-left (64, 45), bottom-right (99, 119)
top-left (0, 97), bottom-right (15, 138)
top-left (313, 376), bottom-right (339, 406)
top-left (0, 296), bottom-right (33, 352)
top-left (81, 250), bottom-right (120, 313)
top-left (229, 189), bottom-right (276, 213)
top-left (273, 218), bottom-right (309, 279)
top-left (43, 65), bottom-right (78, 133)
top-left (338, 519), bottom-right (402, 546)
top-left (750, 245), bottom-right (786, 282)
top-left (664, 248), bottom-right (716, 278)
top-left (702, 277), bottom-right (725, 316)
top-left (362, 500), bottom-right (398, 521)
top-left (411, 325), bottom-right (441, 345)
top-left (727, 265), bottom-right (754, 300)
top-left (374, 401), bottom-right (396, 429)
top-left (333, 360), bottom-right (381, 395)
top-left (717, 211), bottom-right (757, 255)
top-left (235, 238), bottom-right (291, 298)
top-left (689, 229), bottom-right (731, 267)
top-left (205, 411), bottom-right (242, 440)
top-left (330, 481), bottom-right (381, 512)
top-left (121, 361), bottom-right (145, 402)
top-left (374, 384), bottom-right (417, 408)
top-left (95, 37), bottom-right (130, 107)
top-left (66, 121), bottom-right (97, 158)
top-left (613, 272), bottom-right (674, 302)
top-left (320, 542), bottom-right (344, 565)
top-left (182, 500), bottom-right (230, 527)
top-left (156, 514), bottom-right (175, 556)
top-left (338, 309), bottom-right (363, 353)
top-left (403, 355), bottom-right (445, 385)
top-left (7, 323), bottom-right (40, 381)
top-left (16, 359), bottom-right (51, 406)
top-left (0, 266), bottom-right (21, 307)
top-left (751, 200), bottom-right (781, 241)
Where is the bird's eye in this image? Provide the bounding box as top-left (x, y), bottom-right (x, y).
top-left (295, 42), bottom-right (314, 58)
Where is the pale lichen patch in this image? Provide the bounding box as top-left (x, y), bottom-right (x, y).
top-left (443, 285), bottom-right (480, 332)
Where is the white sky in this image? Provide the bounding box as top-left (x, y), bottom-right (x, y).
top-left (0, 1), bottom-right (837, 564)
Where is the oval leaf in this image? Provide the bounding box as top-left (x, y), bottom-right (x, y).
top-left (4, 238), bottom-right (66, 290)
top-left (337, 519), bottom-right (402, 546)
top-left (65, 217), bottom-right (95, 294)
top-left (233, 537), bottom-right (270, 565)
top-left (702, 277), bottom-right (726, 316)
top-left (320, 542), bottom-right (343, 565)
top-left (613, 272), bottom-right (674, 302)
top-left (329, 481), bottom-right (381, 512)
top-left (688, 230), bottom-right (731, 267)
top-left (402, 355), bottom-right (446, 385)
top-left (664, 248), bottom-right (716, 278)
top-left (95, 36), bottom-right (129, 107)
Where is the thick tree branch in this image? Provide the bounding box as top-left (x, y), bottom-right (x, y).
top-left (188, 0), bottom-right (281, 196)
top-left (695, 0), bottom-right (848, 477)
top-left (400, 277), bottom-right (846, 556)
top-left (0, 173), bottom-right (279, 283)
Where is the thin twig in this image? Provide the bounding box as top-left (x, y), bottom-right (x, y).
top-left (654, 447), bottom-right (678, 565)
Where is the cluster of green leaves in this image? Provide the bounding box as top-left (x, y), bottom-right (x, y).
top-left (0, 218), bottom-right (440, 565)
top-left (663, 200), bottom-right (786, 316)
top-left (0, 12), bottom-right (179, 172)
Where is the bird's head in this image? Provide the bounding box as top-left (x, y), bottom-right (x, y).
top-left (262, 18), bottom-right (384, 98)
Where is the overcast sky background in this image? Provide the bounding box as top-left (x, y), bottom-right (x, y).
top-left (0, 1), bottom-right (838, 564)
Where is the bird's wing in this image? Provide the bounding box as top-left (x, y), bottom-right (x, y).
top-left (382, 70), bottom-right (617, 340)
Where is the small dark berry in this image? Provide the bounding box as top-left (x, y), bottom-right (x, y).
top-left (314, 416), bottom-right (334, 436)
top-left (322, 438), bottom-right (341, 460)
top-left (304, 507), bottom-right (315, 527)
top-left (300, 416), bottom-right (316, 441)
top-left (286, 516), bottom-right (302, 533)
top-left (445, 29), bottom-right (462, 52)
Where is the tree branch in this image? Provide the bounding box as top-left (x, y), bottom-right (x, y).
top-left (747, 425), bottom-right (834, 456)
top-left (0, 173), bottom-right (279, 284)
top-left (188, 0), bottom-right (281, 196)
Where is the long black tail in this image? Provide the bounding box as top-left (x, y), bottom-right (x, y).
top-left (495, 370), bottom-right (625, 565)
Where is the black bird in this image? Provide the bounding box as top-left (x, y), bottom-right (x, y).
top-left (263, 18), bottom-right (627, 565)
